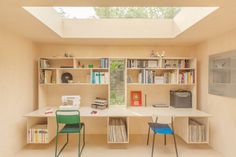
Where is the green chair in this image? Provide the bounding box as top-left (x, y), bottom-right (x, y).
top-left (55, 110), bottom-right (85, 157)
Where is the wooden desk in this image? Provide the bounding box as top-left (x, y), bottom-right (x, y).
top-left (25, 106), bottom-right (210, 144)
top-left (25, 106), bottom-right (211, 118)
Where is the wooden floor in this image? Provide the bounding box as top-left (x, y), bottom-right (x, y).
top-left (18, 134), bottom-right (223, 157)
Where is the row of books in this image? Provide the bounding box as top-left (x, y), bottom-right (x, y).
top-left (162, 59), bottom-right (190, 68)
top-left (163, 72), bottom-right (177, 84)
top-left (108, 118), bottom-right (128, 143)
top-left (138, 70), bottom-right (155, 83)
top-left (127, 59), bottom-right (158, 68)
top-left (100, 58), bottom-right (109, 68)
top-left (189, 119), bottom-right (206, 142)
top-left (179, 71), bottom-right (194, 84)
top-left (91, 72), bottom-right (109, 84)
top-left (138, 70), bottom-right (177, 84)
top-left (40, 70), bottom-right (54, 84)
top-left (28, 124), bottom-right (48, 143)
top-left (91, 97), bottom-right (108, 110)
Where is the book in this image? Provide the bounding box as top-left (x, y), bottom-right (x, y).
top-left (91, 71), bottom-right (109, 84)
top-left (179, 71), bottom-right (194, 84)
top-left (130, 91), bottom-right (142, 106)
top-left (28, 124), bottom-right (48, 143)
top-left (44, 70), bottom-right (53, 84)
top-left (108, 118), bottom-right (127, 143)
top-left (189, 119), bottom-right (206, 142)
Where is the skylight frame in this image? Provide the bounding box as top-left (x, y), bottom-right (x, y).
top-left (23, 6), bottom-right (219, 39)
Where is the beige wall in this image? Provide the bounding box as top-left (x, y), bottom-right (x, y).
top-left (196, 29), bottom-right (236, 157)
top-left (0, 28), bottom-right (37, 156)
top-left (38, 44), bottom-right (195, 58)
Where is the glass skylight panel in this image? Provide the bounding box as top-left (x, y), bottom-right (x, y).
top-left (54, 7), bottom-right (181, 19)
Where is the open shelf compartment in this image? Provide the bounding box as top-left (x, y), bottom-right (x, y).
top-left (107, 117), bottom-right (129, 144)
top-left (27, 117), bottom-right (56, 144)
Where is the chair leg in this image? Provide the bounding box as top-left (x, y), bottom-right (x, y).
top-left (81, 125), bottom-right (85, 154)
top-left (56, 133), bottom-right (69, 157)
top-left (164, 134), bottom-right (166, 145)
top-left (78, 132), bottom-right (81, 157)
top-left (55, 133), bottom-right (59, 157)
top-left (172, 133), bottom-right (179, 157)
top-left (147, 126), bottom-right (151, 145)
top-left (151, 133), bottom-right (156, 157)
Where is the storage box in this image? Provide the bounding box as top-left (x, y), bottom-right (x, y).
top-left (170, 90), bottom-right (192, 108)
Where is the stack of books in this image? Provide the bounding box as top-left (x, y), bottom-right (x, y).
top-left (100, 58), bottom-right (109, 68)
top-left (179, 71), bottom-right (194, 84)
top-left (28, 124), bottom-right (48, 143)
top-left (109, 118), bottom-right (128, 143)
top-left (189, 119), bottom-right (206, 142)
top-left (91, 97), bottom-right (108, 110)
top-left (127, 59), bottom-right (158, 68)
top-left (91, 72), bottom-right (109, 84)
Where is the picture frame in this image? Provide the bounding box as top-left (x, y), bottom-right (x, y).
top-left (130, 91), bottom-right (142, 106)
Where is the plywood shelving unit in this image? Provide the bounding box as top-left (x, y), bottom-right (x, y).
top-left (26, 56), bottom-right (209, 144)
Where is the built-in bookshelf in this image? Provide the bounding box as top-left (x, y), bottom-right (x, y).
top-left (26, 56), bottom-right (204, 145)
top-left (127, 58), bottom-right (196, 85)
top-left (126, 57), bottom-right (197, 110)
top-left (39, 58), bottom-right (109, 85)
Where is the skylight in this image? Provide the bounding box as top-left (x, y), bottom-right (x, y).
top-left (54, 7), bottom-right (181, 19)
top-left (24, 7), bottom-right (219, 38)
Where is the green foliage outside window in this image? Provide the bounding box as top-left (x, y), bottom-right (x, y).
top-left (94, 7), bottom-right (181, 19)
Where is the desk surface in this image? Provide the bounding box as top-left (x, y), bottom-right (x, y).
top-left (24, 106), bottom-right (211, 118)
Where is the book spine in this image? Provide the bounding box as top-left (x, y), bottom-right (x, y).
top-left (99, 72), bottom-right (101, 84)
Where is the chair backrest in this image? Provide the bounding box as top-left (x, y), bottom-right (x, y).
top-left (152, 115), bottom-right (174, 124)
top-left (56, 110), bottom-right (80, 125)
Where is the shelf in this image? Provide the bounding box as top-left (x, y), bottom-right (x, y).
top-left (40, 68), bottom-right (109, 70)
top-left (40, 83), bottom-right (109, 86)
top-left (188, 141), bottom-right (209, 144)
top-left (127, 68), bottom-right (194, 70)
top-left (127, 83), bottom-right (195, 86)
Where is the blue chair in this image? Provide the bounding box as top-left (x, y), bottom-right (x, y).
top-left (147, 116), bottom-right (178, 157)
top-left (55, 110), bottom-right (85, 157)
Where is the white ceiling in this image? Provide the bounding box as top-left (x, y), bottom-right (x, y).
top-left (1, 0), bottom-right (236, 46)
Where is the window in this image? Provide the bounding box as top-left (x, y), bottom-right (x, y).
top-left (54, 7), bottom-right (181, 19)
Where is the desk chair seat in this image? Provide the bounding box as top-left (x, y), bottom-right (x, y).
top-left (55, 110), bottom-right (85, 157)
top-left (147, 116), bottom-right (178, 157)
top-left (148, 123), bottom-right (173, 134)
top-left (60, 123), bottom-right (85, 134)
